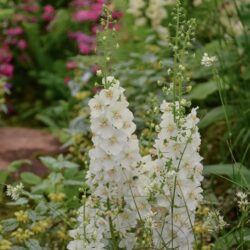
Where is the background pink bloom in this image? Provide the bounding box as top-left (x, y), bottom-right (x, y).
top-left (0, 64), bottom-right (14, 78)
top-left (78, 43), bottom-right (92, 54)
top-left (112, 11), bottom-right (123, 19)
top-left (72, 10), bottom-right (100, 22)
top-left (17, 39), bottom-right (28, 50)
top-left (7, 27), bottom-right (23, 36)
top-left (42, 5), bottom-right (55, 22)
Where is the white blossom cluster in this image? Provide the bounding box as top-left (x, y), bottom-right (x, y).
top-left (201, 53), bottom-right (217, 67)
top-left (204, 210), bottom-right (227, 233)
top-left (139, 101), bottom-right (203, 249)
top-left (68, 76), bottom-right (150, 250)
top-left (236, 191), bottom-right (249, 212)
top-left (128, 0), bottom-right (175, 40)
top-left (6, 183), bottom-right (24, 200)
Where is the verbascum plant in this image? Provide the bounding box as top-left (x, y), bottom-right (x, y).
top-left (140, 100), bottom-right (203, 249)
top-left (68, 76), bottom-right (150, 250)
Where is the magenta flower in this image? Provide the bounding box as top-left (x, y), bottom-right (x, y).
top-left (68, 31), bottom-right (96, 54)
top-left (112, 11), bottom-right (123, 19)
top-left (42, 5), bottom-right (55, 22)
top-left (0, 64), bottom-right (14, 78)
top-left (17, 39), bottom-right (28, 50)
top-left (90, 3), bottom-right (103, 12)
top-left (7, 27), bottom-right (23, 36)
top-left (72, 10), bottom-right (100, 22)
top-left (78, 43), bottom-right (92, 54)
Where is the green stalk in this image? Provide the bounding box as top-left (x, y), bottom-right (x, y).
top-left (107, 198), bottom-right (118, 250)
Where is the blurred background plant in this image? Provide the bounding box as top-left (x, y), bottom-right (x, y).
top-left (0, 0), bottom-right (122, 126)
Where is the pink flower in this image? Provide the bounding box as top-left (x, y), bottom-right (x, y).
top-left (66, 61), bottom-right (77, 70)
top-left (72, 10), bottom-right (100, 22)
top-left (68, 32), bottom-right (95, 44)
top-left (42, 5), bottom-right (55, 22)
top-left (0, 64), bottom-right (14, 78)
top-left (90, 3), bottom-right (103, 13)
top-left (78, 43), bottom-right (92, 54)
top-left (7, 27), bottom-right (23, 36)
top-left (112, 11), bottom-right (123, 19)
top-left (17, 39), bottom-right (28, 50)
top-left (0, 47), bottom-right (12, 63)
top-left (91, 25), bottom-right (100, 34)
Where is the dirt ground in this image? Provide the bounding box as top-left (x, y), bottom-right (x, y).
top-left (0, 127), bottom-right (64, 176)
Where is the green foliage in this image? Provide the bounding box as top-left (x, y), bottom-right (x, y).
top-left (0, 156), bottom-right (83, 249)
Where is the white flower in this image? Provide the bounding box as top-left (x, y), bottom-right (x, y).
top-left (6, 183), bottom-right (24, 200)
top-left (119, 232), bottom-right (136, 250)
top-left (90, 115), bottom-right (115, 139)
top-left (236, 191), bottom-right (249, 211)
top-left (88, 95), bottom-right (105, 118)
top-left (96, 69), bottom-right (102, 76)
top-left (99, 83), bottom-right (121, 105)
top-left (100, 130), bottom-right (127, 155)
top-left (204, 210), bottom-right (227, 232)
top-left (106, 101), bottom-right (130, 129)
top-left (201, 53), bottom-right (217, 67)
top-left (67, 240), bottom-right (84, 250)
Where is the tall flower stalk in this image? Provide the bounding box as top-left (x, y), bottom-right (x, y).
top-left (151, 101), bottom-right (203, 249)
top-left (68, 76), bottom-right (150, 250)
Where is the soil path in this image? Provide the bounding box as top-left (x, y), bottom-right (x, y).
top-left (0, 127), bottom-right (64, 176)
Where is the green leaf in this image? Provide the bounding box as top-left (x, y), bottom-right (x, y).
top-left (35, 114), bottom-right (58, 128)
top-left (23, 23), bottom-right (51, 70)
top-left (6, 197), bottom-right (29, 206)
top-left (199, 105), bottom-right (235, 129)
top-left (214, 227), bottom-right (250, 249)
top-left (48, 172), bottom-right (63, 185)
top-left (204, 163), bottom-right (250, 187)
top-left (35, 201), bottom-right (48, 215)
top-left (25, 239), bottom-right (43, 250)
top-left (31, 180), bottom-right (50, 193)
top-left (189, 81), bottom-right (218, 100)
top-left (21, 172), bottom-right (42, 185)
top-left (1, 218), bottom-right (18, 232)
top-left (44, 9), bottom-right (71, 51)
top-left (40, 156), bottom-right (79, 171)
